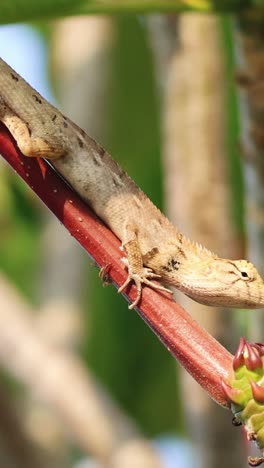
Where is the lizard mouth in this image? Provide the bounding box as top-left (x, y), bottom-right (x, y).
top-left (185, 283), bottom-right (264, 309)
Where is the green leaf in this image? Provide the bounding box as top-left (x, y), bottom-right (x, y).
top-left (0, 0), bottom-right (260, 25)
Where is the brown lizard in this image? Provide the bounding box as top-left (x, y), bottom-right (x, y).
top-left (1, 56), bottom-right (264, 309)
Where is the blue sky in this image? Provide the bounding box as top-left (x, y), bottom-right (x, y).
top-left (0, 24), bottom-right (54, 101)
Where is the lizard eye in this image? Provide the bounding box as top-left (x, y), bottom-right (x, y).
top-left (241, 271), bottom-right (249, 279)
top-left (240, 269), bottom-right (254, 281)
top-left (234, 260), bottom-right (258, 282)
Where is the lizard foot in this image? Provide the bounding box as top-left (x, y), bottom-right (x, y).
top-left (118, 261), bottom-right (173, 309)
top-left (248, 456), bottom-right (264, 467)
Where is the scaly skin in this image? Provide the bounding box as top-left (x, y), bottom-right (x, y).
top-left (0, 57), bottom-right (264, 309)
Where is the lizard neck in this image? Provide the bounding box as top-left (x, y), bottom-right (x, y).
top-left (144, 233), bottom-right (217, 286)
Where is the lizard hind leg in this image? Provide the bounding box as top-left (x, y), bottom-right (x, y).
top-left (118, 234), bottom-right (173, 309)
top-left (1, 108), bottom-right (65, 160)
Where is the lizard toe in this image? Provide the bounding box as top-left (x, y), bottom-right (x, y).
top-left (118, 267), bottom-right (173, 309)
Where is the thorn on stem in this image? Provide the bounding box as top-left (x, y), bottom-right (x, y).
top-left (232, 416), bottom-right (242, 427)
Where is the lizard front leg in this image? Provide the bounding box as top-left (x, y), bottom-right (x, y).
top-left (0, 99), bottom-right (65, 160)
top-left (118, 224), bottom-right (173, 309)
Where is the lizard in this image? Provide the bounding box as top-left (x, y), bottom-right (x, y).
top-left (1, 57), bottom-right (264, 310)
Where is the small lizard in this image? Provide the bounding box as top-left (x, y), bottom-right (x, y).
top-left (1, 57), bottom-right (264, 309)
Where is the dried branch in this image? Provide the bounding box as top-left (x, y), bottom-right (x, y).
top-left (233, 12), bottom-right (264, 342)
top-left (0, 382), bottom-right (52, 468)
top-left (159, 13), bottom-right (243, 468)
top-left (0, 274), bottom-right (162, 466)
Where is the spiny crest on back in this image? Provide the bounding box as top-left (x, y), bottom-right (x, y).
top-left (180, 233), bottom-right (217, 259)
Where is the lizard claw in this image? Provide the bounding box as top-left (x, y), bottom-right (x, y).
top-left (118, 267), bottom-right (173, 309)
top-left (99, 264), bottom-right (111, 285)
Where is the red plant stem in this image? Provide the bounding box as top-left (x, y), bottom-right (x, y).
top-left (0, 122), bottom-right (233, 407)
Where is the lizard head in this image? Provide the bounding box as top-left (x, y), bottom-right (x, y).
top-left (144, 240), bottom-right (264, 309)
top-left (179, 258), bottom-right (264, 309)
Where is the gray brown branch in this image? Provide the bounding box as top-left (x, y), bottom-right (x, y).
top-left (0, 274), bottom-right (161, 467)
top-left (234, 12), bottom-right (264, 342)
top-left (148, 13), bottom-right (243, 468)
